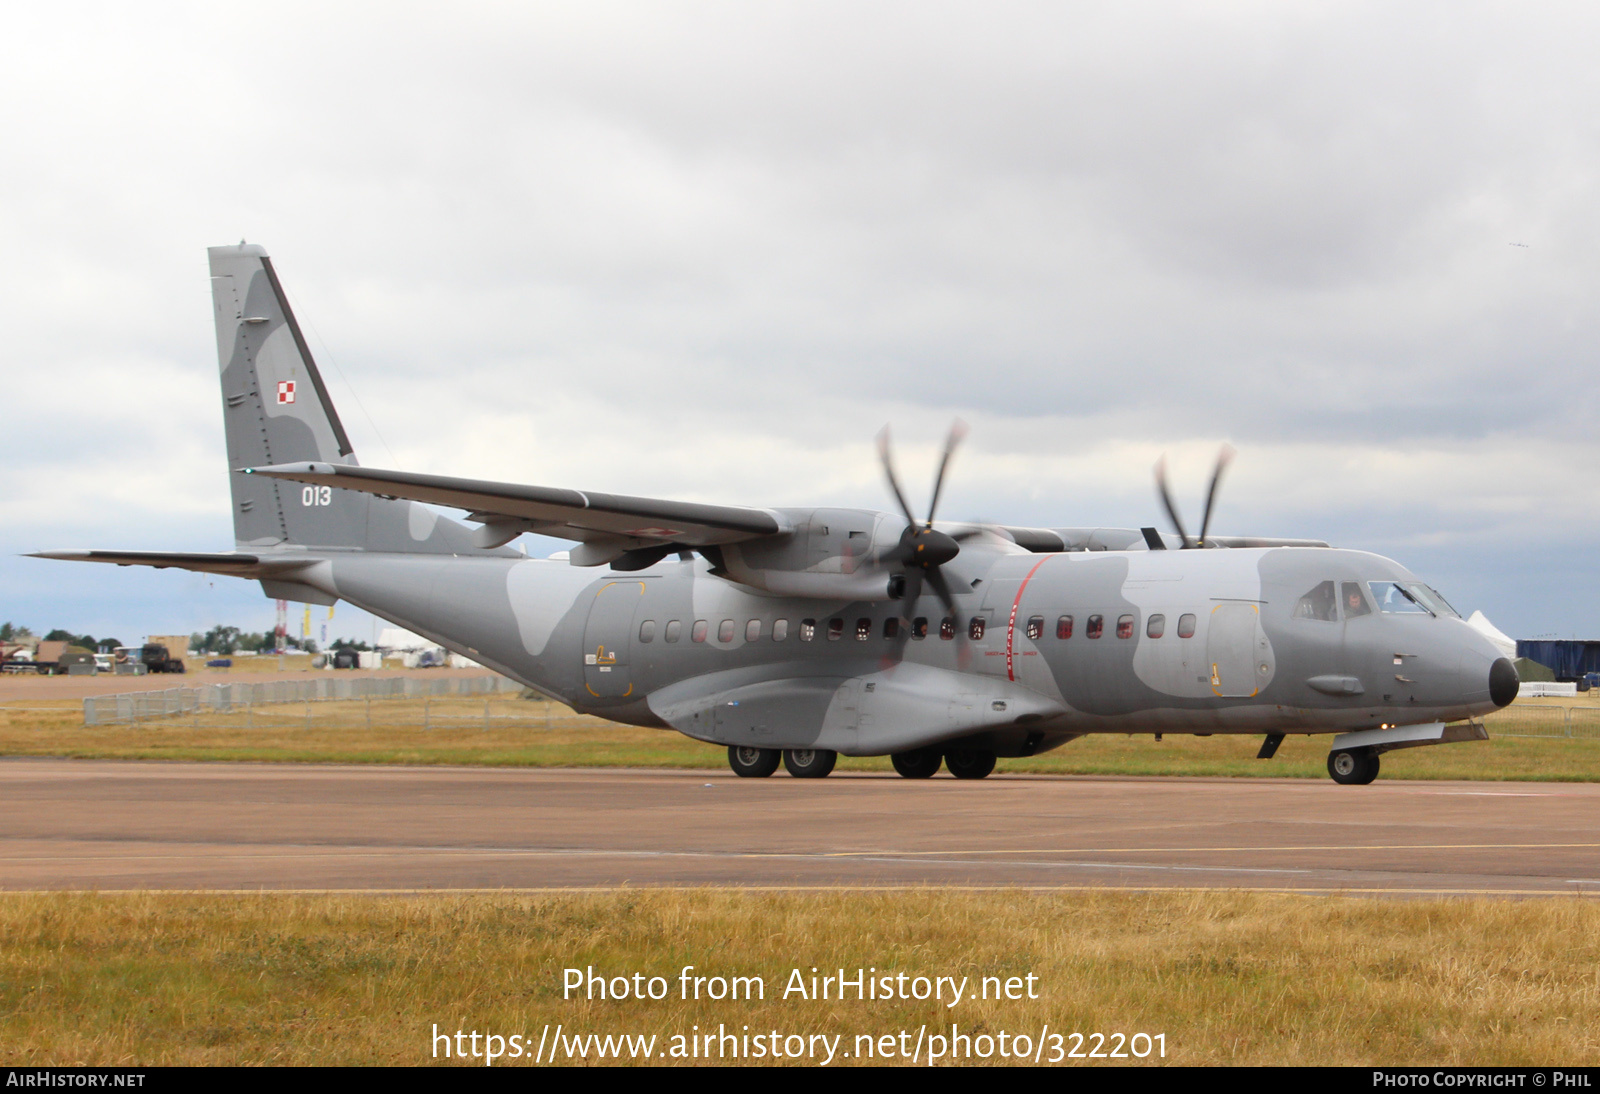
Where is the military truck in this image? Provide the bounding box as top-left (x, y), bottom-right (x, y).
top-left (139, 635), bottom-right (190, 674)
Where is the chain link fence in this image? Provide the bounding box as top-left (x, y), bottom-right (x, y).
top-left (1480, 704), bottom-right (1600, 740)
top-left (84, 674), bottom-right (527, 727)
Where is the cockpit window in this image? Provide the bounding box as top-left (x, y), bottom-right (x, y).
top-left (1407, 583), bottom-right (1460, 618)
top-left (1340, 582), bottom-right (1372, 618)
top-left (1368, 580), bottom-right (1430, 614)
top-left (1293, 580), bottom-right (1338, 622)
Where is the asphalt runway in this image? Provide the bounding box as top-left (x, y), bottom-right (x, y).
top-left (0, 759), bottom-right (1596, 895)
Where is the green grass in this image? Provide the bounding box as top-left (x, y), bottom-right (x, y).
top-left (3, 697), bottom-right (1598, 781)
top-left (1, 890), bottom-right (1596, 1066)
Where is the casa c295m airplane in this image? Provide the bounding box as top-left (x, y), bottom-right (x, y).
top-left (35, 243), bottom-right (1521, 784)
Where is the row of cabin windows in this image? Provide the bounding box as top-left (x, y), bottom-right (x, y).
top-left (638, 611), bottom-right (1200, 644)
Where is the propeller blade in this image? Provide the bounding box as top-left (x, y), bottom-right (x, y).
top-left (1154, 455), bottom-right (1193, 548)
top-left (1196, 444), bottom-right (1235, 548)
top-left (1140, 527), bottom-right (1167, 551)
top-left (898, 568), bottom-right (925, 619)
top-left (926, 567), bottom-right (957, 623)
top-left (924, 419), bottom-right (968, 528)
top-left (875, 426), bottom-right (919, 530)
top-left (927, 568), bottom-right (971, 669)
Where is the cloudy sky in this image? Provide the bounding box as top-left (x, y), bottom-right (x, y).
top-left (2, 2), bottom-right (1596, 645)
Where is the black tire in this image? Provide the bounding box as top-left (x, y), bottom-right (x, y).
top-left (944, 748), bottom-right (997, 780)
top-left (1327, 748), bottom-right (1379, 785)
top-left (783, 748), bottom-right (837, 779)
top-left (727, 745), bottom-right (780, 778)
top-left (890, 748), bottom-right (943, 779)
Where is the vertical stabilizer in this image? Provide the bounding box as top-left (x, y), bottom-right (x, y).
top-left (208, 243), bottom-right (501, 556)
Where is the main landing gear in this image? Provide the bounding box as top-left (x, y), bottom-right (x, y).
top-left (1327, 747), bottom-right (1380, 786)
top-left (724, 746), bottom-right (838, 778)
top-left (726, 745), bottom-right (999, 780)
top-left (887, 746), bottom-right (999, 779)
top-left (890, 747), bottom-right (943, 779)
top-left (943, 748), bottom-right (997, 780)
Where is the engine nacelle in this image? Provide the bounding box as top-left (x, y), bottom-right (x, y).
top-left (717, 508), bottom-right (901, 600)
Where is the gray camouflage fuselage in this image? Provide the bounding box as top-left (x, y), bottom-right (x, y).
top-left (37, 242), bottom-right (1514, 764)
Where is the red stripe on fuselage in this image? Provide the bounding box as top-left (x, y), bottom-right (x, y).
top-left (1006, 555), bottom-right (1055, 682)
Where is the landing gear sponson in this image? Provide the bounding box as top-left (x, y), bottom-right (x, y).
top-left (1316, 721), bottom-right (1489, 785)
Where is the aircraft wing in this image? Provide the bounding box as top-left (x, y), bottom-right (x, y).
top-left (245, 462), bottom-right (786, 549)
top-left (25, 550), bottom-right (319, 576)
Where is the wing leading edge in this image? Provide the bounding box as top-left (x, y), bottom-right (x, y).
top-left (244, 461), bottom-right (787, 552)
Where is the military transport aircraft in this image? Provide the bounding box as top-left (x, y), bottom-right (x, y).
top-left (34, 243), bottom-right (1520, 784)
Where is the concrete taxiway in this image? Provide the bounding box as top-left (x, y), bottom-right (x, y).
top-left (0, 759), bottom-right (1595, 895)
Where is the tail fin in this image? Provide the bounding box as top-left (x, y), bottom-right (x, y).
top-left (209, 243), bottom-right (505, 556)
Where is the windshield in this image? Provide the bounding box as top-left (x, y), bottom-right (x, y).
top-left (1407, 583), bottom-right (1460, 618)
top-left (1368, 580), bottom-right (1431, 614)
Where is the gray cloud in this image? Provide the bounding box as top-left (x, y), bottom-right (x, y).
top-left (2, 2), bottom-right (1597, 640)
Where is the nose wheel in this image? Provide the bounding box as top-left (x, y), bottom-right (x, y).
top-left (1327, 747), bottom-right (1380, 785)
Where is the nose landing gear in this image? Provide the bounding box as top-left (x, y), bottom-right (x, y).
top-left (1327, 747), bottom-right (1380, 785)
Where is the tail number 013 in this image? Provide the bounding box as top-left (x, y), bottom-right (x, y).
top-left (302, 485), bottom-right (333, 507)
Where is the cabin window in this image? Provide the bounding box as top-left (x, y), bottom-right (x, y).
top-left (638, 620), bottom-right (656, 643)
top-left (773, 619), bottom-right (789, 642)
top-left (1116, 614), bottom-right (1134, 639)
top-left (745, 619), bottom-right (762, 642)
top-left (664, 619), bottom-right (682, 643)
top-left (1177, 613), bottom-right (1196, 638)
top-left (969, 617), bottom-right (986, 641)
top-left (883, 617), bottom-right (899, 639)
top-left (1341, 582), bottom-right (1373, 619)
top-left (855, 618), bottom-right (872, 640)
top-left (799, 619), bottom-right (816, 642)
top-left (1293, 580), bottom-right (1338, 622)
top-left (828, 618), bottom-right (845, 641)
top-left (1025, 616), bottom-right (1044, 641)
top-left (1086, 614), bottom-right (1104, 639)
top-left (912, 617), bottom-right (928, 639)
top-left (1146, 614), bottom-right (1165, 639)
top-left (691, 620), bottom-right (708, 643)
top-left (940, 617), bottom-right (956, 640)
top-left (718, 619), bottom-right (735, 643)
top-left (1056, 615), bottom-right (1074, 640)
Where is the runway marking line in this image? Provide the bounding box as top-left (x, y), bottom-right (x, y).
top-left (0, 886), bottom-right (1593, 897)
top-left (822, 842), bottom-right (1600, 857)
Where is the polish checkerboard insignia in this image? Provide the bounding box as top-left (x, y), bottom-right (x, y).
top-left (277, 381), bottom-right (296, 404)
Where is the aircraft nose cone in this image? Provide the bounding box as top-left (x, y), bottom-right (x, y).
top-left (1489, 657), bottom-right (1519, 708)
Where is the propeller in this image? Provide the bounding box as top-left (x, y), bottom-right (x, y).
top-left (876, 421), bottom-right (969, 624)
top-left (1153, 444), bottom-right (1235, 549)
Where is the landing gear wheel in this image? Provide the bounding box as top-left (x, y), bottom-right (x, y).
top-left (727, 745), bottom-right (780, 778)
top-left (944, 748), bottom-right (997, 780)
top-left (890, 748), bottom-right (943, 779)
top-left (1327, 747), bottom-right (1379, 785)
top-left (783, 748), bottom-right (837, 779)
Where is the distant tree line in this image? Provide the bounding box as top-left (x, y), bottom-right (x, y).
top-left (2, 623), bottom-right (123, 651)
top-left (3, 621), bottom-right (374, 657)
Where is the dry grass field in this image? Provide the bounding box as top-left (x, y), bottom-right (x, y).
top-left (1, 890), bottom-right (1595, 1066)
top-left (0, 694), bottom-right (1597, 780)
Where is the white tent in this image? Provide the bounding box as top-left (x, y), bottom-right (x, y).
top-left (1466, 611), bottom-right (1517, 660)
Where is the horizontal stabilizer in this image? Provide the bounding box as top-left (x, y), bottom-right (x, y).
top-left (244, 462), bottom-right (785, 547)
top-left (27, 549), bottom-right (316, 577)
